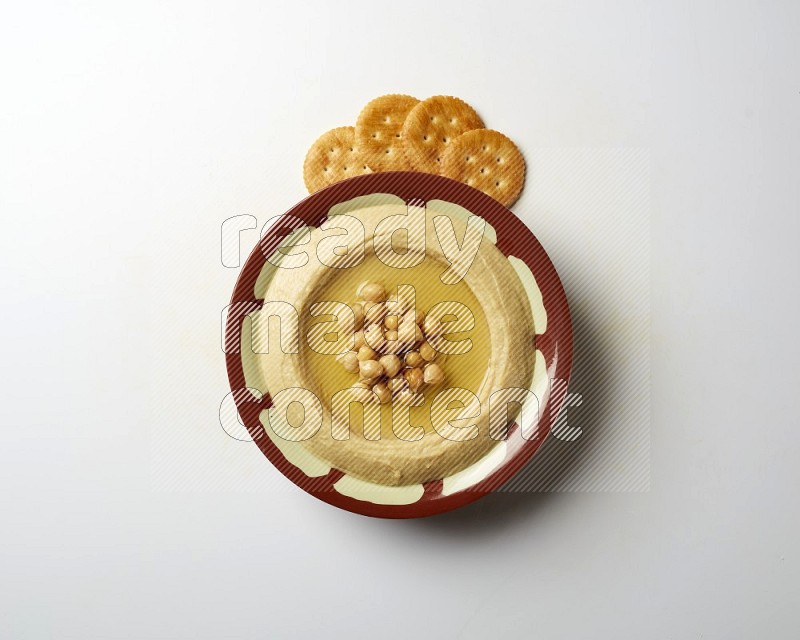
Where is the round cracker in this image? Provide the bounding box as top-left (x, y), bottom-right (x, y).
top-left (303, 127), bottom-right (372, 193)
top-left (400, 95), bottom-right (484, 173)
top-left (354, 94), bottom-right (420, 172)
top-left (440, 129), bottom-right (526, 207)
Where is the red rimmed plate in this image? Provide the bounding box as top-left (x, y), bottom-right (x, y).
top-left (225, 172), bottom-right (572, 518)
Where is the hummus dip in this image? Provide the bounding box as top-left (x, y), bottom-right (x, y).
top-left (248, 196), bottom-right (536, 486)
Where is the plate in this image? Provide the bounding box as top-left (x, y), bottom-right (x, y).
top-left (225, 172), bottom-right (573, 517)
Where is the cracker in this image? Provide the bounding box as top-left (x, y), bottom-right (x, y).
top-left (400, 96), bottom-right (484, 173)
top-left (440, 129), bottom-right (526, 207)
top-left (303, 127), bottom-right (372, 193)
top-left (354, 94), bottom-right (419, 172)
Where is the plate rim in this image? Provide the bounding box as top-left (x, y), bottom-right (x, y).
top-left (224, 171), bottom-right (573, 518)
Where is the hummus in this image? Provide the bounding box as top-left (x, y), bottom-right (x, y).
top-left (248, 197), bottom-right (536, 486)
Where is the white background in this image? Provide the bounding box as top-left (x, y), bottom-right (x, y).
top-left (2, 1), bottom-right (799, 638)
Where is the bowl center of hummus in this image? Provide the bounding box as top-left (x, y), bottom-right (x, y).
top-left (302, 253), bottom-right (491, 440)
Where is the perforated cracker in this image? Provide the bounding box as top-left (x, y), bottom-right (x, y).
top-left (440, 129), bottom-right (526, 207)
top-left (354, 94), bottom-right (419, 172)
top-left (303, 127), bottom-right (372, 193)
top-left (400, 96), bottom-right (484, 174)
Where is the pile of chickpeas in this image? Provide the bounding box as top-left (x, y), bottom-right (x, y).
top-left (337, 281), bottom-right (446, 404)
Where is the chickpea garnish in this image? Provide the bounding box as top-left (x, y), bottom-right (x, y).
top-left (405, 351), bottom-right (424, 368)
top-left (337, 282), bottom-right (452, 400)
top-left (339, 351), bottom-right (359, 374)
top-left (419, 342), bottom-right (437, 362)
top-left (423, 363), bottom-right (445, 385)
top-left (358, 281), bottom-right (387, 303)
top-left (373, 382), bottom-right (392, 404)
top-left (357, 345), bottom-right (378, 361)
top-left (405, 367), bottom-right (425, 393)
top-left (352, 302), bottom-right (365, 329)
top-left (359, 359), bottom-right (383, 380)
top-left (385, 315), bottom-right (399, 331)
top-left (379, 354), bottom-right (402, 378)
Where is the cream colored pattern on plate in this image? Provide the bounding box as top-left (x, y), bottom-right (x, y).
top-left (531, 349), bottom-right (549, 410)
top-left (441, 441), bottom-right (508, 496)
top-left (328, 193), bottom-right (405, 218)
top-left (508, 255), bottom-right (547, 334)
top-left (427, 199), bottom-right (498, 244)
top-left (257, 409), bottom-right (332, 478)
top-left (334, 475), bottom-right (424, 505)
top-left (523, 348), bottom-right (549, 440)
